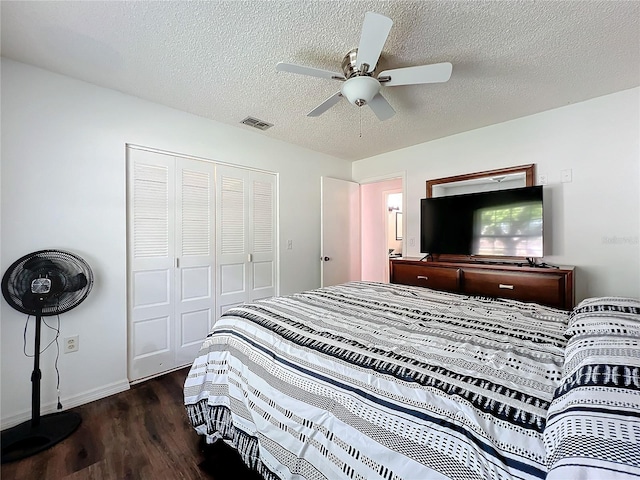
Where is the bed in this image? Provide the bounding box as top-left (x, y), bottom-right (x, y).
top-left (184, 281), bottom-right (640, 480)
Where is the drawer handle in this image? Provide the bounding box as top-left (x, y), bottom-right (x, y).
top-left (417, 275), bottom-right (429, 280)
top-left (499, 284), bottom-right (514, 290)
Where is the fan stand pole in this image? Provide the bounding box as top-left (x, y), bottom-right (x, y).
top-left (31, 313), bottom-right (42, 427)
top-left (0, 313), bottom-right (82, 464)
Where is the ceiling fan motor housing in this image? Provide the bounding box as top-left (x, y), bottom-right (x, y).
top-left (341, 49), bottom-right (359, 78)
top-left (342, 48), bottom-right (378, 78)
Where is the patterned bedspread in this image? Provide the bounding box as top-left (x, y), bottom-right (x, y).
top-left (184, 281), bottom-right (570, 480)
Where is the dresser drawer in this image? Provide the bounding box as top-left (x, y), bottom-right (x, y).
top-left (462, 269), bottom-right (566, 308)
top-left (391, 264), bottom-right (460, 291)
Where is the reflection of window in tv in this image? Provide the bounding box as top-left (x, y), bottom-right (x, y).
top-left (472, 202), bottom-right (543, 257)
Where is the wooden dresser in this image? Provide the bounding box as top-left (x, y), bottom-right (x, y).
top-left (389, 257), bottom-right (575, 310)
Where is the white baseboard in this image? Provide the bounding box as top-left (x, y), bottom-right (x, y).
top-left (1, 378), bottom-right (130, 430)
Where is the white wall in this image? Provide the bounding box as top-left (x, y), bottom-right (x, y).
top-left (0, 59), bottom-right (351, 427)
top-left (353, 88), bottom-right (640, 303)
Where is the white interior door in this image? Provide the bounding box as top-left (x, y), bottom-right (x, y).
top-left (128, 149), bottom-right (216, 381)
top-left (216, 165), bottom-right (277, 317)
top-left (321, 177), bottom-right (361, 287)
top-left (248, 172), bottom-right (277, 301)
top-left (128, 149), bottom-right (176, 380)
top-left (217, 166), bottom-right (249, 317)
top-left (174, 159), bottom-right (215, 365)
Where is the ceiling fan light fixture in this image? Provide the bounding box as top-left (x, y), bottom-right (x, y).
top-left (340, 76), bottom-right (380, 106)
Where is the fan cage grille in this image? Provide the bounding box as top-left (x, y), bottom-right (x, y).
top-left (1, 250), bottom-right (94, 316)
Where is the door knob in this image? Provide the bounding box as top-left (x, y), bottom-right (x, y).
top-left (323, 256), bottom-right (331, 261)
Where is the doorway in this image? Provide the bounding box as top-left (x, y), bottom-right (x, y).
top-left (360, 178), bottom-right (403, 283)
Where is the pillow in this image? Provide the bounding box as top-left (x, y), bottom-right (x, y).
top-left (544, 296), bottom-right (640, 479)
top-left (564, 296), bottom-right (640, 339)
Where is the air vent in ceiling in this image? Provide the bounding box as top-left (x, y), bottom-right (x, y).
top-left (240, 116), bottom-right (273, 131)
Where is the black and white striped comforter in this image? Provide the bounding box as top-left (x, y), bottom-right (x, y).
top-left (184, 281), bottom-right (570, 480)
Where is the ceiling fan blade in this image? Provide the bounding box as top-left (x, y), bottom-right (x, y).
top-left (368, 93), bottom-right (395, 121)
top-left (307, 92), bottom-right (343, 117)
top-left (356, 12), bottom-right (393, 73)
top-left (276, 62), bottom-right (345, 80)
top-left (378, 62), bottom-right (453, 86)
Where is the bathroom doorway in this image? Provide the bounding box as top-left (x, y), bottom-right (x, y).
top-left (360, 178), bottom-right (403, 283)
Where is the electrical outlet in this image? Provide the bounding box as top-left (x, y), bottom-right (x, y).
top-left (537, 174), bottom-right (548, 185)
top-left (287, 240), bottom-right (293, 250)
top-left (408, 237), bottom-right (415, 247)
top-left (64, 335), bottom-right (79, 353)
top-left (561, 169), bottom-right (572, 183)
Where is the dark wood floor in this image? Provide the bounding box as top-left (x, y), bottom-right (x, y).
top-left (1, 367), bottom-right (263, 480)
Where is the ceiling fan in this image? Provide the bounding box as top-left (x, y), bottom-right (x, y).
top-left (276, 12), bottom-right (452, 121)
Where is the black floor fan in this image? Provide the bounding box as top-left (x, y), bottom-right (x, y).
top-left (1, 250), bottom-right (93, 464)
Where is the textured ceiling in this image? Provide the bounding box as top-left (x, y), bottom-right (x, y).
top-left (2, 1), bottom-right (639, 161)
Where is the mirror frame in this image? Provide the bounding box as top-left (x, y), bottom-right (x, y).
top-left (426, 164), bottom-right (535, 198)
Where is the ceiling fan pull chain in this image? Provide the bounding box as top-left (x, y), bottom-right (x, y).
top-left (359, 107), bottom-right (362, 138)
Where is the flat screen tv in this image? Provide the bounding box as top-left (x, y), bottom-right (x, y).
top-left (420, 186), bottom-right (544, 258)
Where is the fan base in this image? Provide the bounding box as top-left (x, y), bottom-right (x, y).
top-left (1, 411), bottom-right (81, 464)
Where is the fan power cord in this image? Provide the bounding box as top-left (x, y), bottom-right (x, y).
top-left (23, 314), bottom-right (64, 410)
top-left (42, 315), bottom-right (63, 409)
top-left (48, 299), bottom-right (63, 409)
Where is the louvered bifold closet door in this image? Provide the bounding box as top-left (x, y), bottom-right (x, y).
top-left (128, 149), bottom-right (176, 381)
top-left (249, 171), bottom-right (276, 301)
top-left (216, 165), bottom-right (276, 318)
top-left (128, 148), bottom-right (216, 382)
top-left (174, 159), bottom-right (215, 365)
top-left (216, 166), bottom-right (250, 317)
